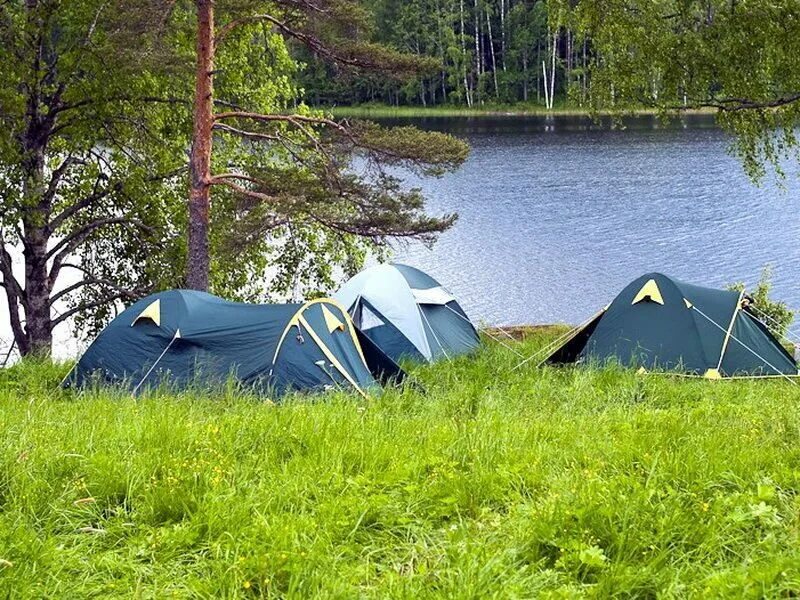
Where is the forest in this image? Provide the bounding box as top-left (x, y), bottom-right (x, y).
top-left (301, 0), bottom-right (800, 127)
top-left (301, 0), bottom-right (585, 108)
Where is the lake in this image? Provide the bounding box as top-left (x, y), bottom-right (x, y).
top-left (381, 114), bottom-right (800, 328)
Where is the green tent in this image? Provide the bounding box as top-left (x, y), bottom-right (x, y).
top-left (547, 273), bottom-right (797, 378)
top-left (66, 290), bottom-right (404, 396)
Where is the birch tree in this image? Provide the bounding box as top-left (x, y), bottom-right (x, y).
top-left (554, 0), bottom-right (800, 179)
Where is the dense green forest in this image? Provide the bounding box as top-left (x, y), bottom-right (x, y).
top-left (300, 0), bottom-right (800, 145)
top-left (301, 0), bottom-right (580, 108)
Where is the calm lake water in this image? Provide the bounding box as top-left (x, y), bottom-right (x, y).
top-left (382, 114), bottom-right (800, 327)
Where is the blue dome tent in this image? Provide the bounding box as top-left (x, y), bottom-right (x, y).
top-left (334, 263), bottom-right (480, 363)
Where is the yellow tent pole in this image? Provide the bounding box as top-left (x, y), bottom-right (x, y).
top-left (298, 314), bottom-right (368, 399)
top-left (716, 290), bottom-right (744, 371)
top-left (271, 298), bottom-right (370, 376)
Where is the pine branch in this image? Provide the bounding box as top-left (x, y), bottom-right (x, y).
top-left (212, 122), bottom-right (280, 142)
top-left (215, 11), bottom-right (430, 76)
top-left (212, 179), bottom-right (279, 202)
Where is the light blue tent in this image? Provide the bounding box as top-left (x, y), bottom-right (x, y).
top-left (334, 263), bottom-right (480, 363)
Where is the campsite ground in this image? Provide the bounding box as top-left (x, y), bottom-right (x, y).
top-left (2, 330), bottom-right (800, 598)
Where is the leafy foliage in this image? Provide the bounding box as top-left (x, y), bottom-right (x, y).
top-left (728, 266), bottom-right (795, 341)
top-left (552, 0), bottom-right (800, 181)
top-left (0, 0), bottom-right (191, 353)
top-left (0, 0), bottom-right (470, 350)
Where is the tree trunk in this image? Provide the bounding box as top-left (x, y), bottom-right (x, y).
top-left (23, 235), bottom-right (52, 356)
top-left (522, 52), bottom-right (528, 102)
top-left (550, 31), bottom-right (557, 109)
top-left (500, 0), bottom-right (507, 71)
top-left (459, 0), bottom-right (472, 107)
top-left (435, 0), bottom-right (448, 104)
top-left (582, 38), bottom-right (587, 104)
top-left (186, 0), bottom-right (215, 291)
top-left (473, 0), bottom-right (481, 104)
top-left (543, 59), bottom-right (549, 109)
top-left (17, 0), bottom-right (53, 356)
top-left (486, 9), bottom-right (499, 99)
top-left (20, 145), bottom-right (53, 357)
top-left (536, 40), bottom-right (540, 104)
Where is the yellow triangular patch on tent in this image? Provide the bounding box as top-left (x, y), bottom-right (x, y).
top-left (132, 299), bottom-right (161, 327)
top-left (636, 366), bottom-right (648, 375)
top-left (703, 368), bottom-right (722, 380)
top-left (321, 304), bottom-right (345, 333)
top-left (632, 279), bottom-right (664, 305)
top-left (684, 298), bottom-right (693, 309)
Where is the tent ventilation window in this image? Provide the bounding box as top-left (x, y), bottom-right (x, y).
top-left (359, 305), bottom-right (385, 331)
top-left (131, 299), bottom-right (161, 327)
top-left (632, 280), bottom-right (664, 306)
top-left (322, 304), bottom-right (346, 333)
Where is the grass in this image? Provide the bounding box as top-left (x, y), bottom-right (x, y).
top-left (2, 330), bottom-right (800, 598)
top-left (324, 103), bottom-right (717, 119)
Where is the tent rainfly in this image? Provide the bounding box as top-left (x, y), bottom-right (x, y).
top-left (334, 263), bottom-right (481, 363)
top-left (547, 272), bottom-right (798, 379)
top-left (66, 290), bottom-right (404, 396)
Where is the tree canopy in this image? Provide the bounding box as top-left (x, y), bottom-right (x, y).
top-left (182, 0), bottom-right (469, 292)
top-left (551, 0), bottom-right (800, 180)
top-left (0, 0), bottom-right (190, 354)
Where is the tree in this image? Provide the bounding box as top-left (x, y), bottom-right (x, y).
top-left (182, 0), bottom-right (470, 291)
top-left (551, 0), bottom-right (800, 180)
top-left (0, 0), bottom-right (188, 356)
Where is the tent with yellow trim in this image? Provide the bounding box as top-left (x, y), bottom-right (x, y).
top-left (66, 290), bottom-right (404, 396)
top-left (547, 273), bottom-right (798, 378)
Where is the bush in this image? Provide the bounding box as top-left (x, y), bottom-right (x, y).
top-left (728, 266), bottom-right (795, 340)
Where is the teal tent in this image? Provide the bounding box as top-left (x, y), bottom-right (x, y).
top-left (547, 273), bottom-right (797, 378)
top-left (67, 290), bottom-right (404, 396)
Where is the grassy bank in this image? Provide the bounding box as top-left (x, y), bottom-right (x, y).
top-left (325, 103), bottom-right (717, 119)
top-left (2, 331), bottom-right (800, 597)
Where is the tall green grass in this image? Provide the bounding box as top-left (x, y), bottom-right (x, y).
top-left (2, 332), bottom-right (800, 597)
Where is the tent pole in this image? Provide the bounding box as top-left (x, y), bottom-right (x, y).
top-left (690, 306), bottom-right (796, 384)
top-left (716, 290), bottom-right (744, 371)
top-left (132, 329), bottom-right (182, 395)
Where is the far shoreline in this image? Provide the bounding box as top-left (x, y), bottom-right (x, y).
top-left (322, 104), bottom-right (718, 119)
